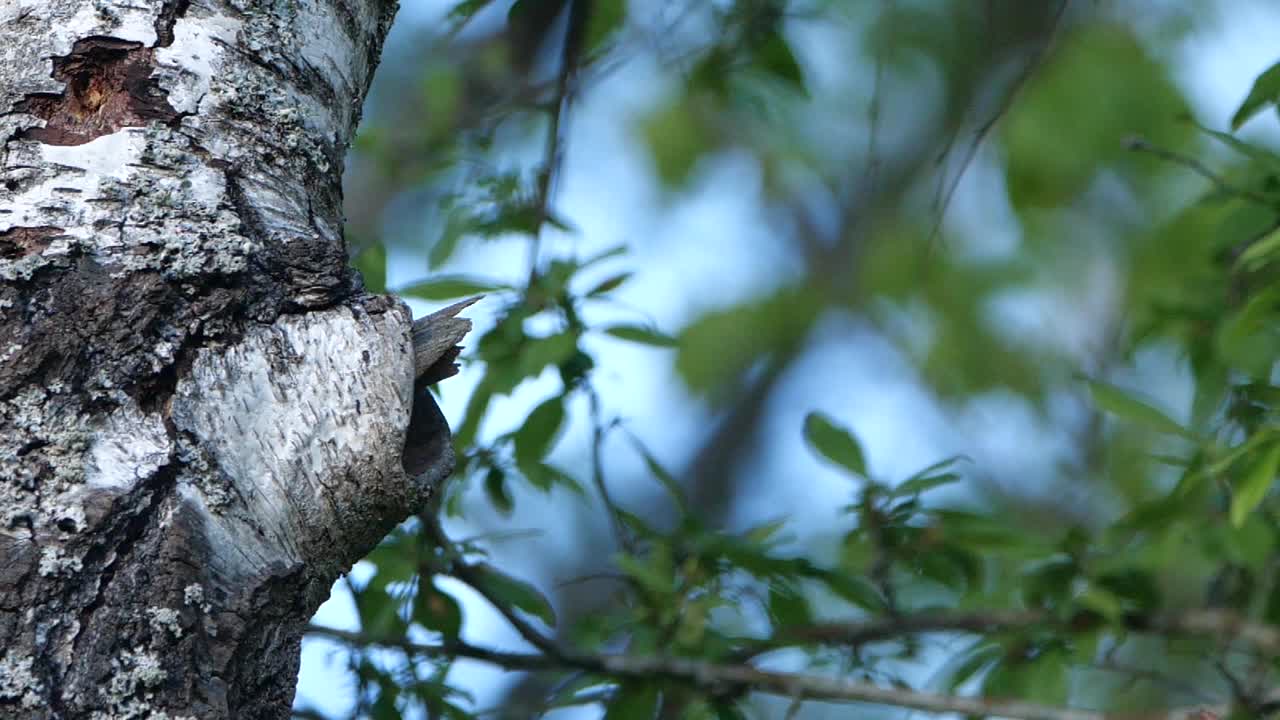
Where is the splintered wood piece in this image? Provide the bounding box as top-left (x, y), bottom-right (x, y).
top-left (411, 296), bottom-right (480, 384)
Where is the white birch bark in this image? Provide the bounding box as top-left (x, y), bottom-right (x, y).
top-left (0, 1), bottom-right (452, 716)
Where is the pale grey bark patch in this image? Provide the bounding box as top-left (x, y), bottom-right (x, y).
top-left (171, 300), bottom-right (427, 586)
top-left (0, 0), bottom-right (456, 717)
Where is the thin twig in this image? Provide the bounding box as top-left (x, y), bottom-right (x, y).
top-left (755, 609), bottom-right (1043, 652)
top-left (863, 492), bottom-right (899, 614)
top-left (554, 570), bottom-right (629, 590)
top-left (925, 0), bottom-right (1070, 256)
top-left (526, 0), bottom-right (587, 281)
top-left (860, 0), bottom-right (889, 203)
top-left (587, 386), bottom-right (634, 553)
top-left (306, 624), bottom-right (564, 671)
top-left (1126, 136), bottom-right (1276, 207)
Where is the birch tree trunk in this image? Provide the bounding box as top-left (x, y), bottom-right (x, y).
top-left (0, 1), bottom-right (451, 717)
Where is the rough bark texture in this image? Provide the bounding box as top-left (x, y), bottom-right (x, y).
top-left (0, 1), bottom-right (453, 717)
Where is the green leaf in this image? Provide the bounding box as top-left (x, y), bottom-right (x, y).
top-left (584, 0), bottom-right (627, 55)
top-left (752, 31), bottom-right (807, 95)
top-left (429, 214), bottom-right (466, 269)
top-left (1022, 557), bottom-right (1077, 609)
top-left (603, 683), bottom-right (660, 720)
top-left (981, 656), bottom-right (1028, 701)
top-left (1209, 433), bottom-right (1272, 477)
top-left (1230, 444), bottom-right (1280, 527)
top-left (1232, 60), bottom-right (1280, 130)
top-left (558, 349), bottom-right (595, 388)
top-left (447, 0), bottom-right (496, 24)
top-left (603, 324), bottom-right (678, 348)
top-left (514, 395), bottom-right (566, 465)
top-left (1193, 120), bottom-right (1280, 172)
top-left (767, 580), bottom-right (813, 626)
top-left (942, 642), bottom-right (1002, 692)
top-left (353, 584), bottom-right (407, 639)
top-left (1238, 226), bottom-right (1280, 270)
top-left (484, 466), bottom-right (513, 515)
top-left (399, 275), bottom-right (510, 300)
top-left (894, 457), bottom-right (967, 497)
top-left (642, 98), bottom-right (712, 187)
top-left (895, 471), bottom-right (960, 496)
top-left (1215, 287), bottom-right (1280, 378)
top-left (1076, 585), bottom-right (1124, 624)
top-left (715, 541), bottom-right (804, 579)
top-left (532, 259), bottom-right (578, 301)
top-left (934, 510), bottom-right (1047, 554)
top-left (517, 332), bottom-right (580, 381)
top-left (626, 432), bottom-right (689, 516)
top-left (1117, 473), bottom-right (1212, 532)
top-left (413, 577), bottom-right (463, 640)
top-left (1264, 570), bottom-right (1280, 625)
top-left (743, 517), bottom-right (790, 546)
top-left (352, 242), bottom-right (387, 294)
top-left (1024, 648), bottom-right (1069, 705)
top-left (1002, 25), bottom-right (1191, 208)
top-left (472, 204), bottom-right (545, 238)
top-left (676, 285), bottom-right (819, 395)
top-left (518, 460), bottom-right (583, 495)
top-left (471, 564), bottom-right (557, 627)
top-left (581, 243), bottom-right (628, 267)
top-left (363, 529), bottom-right (419, 594)
top-left (543, 210), bottom-right (577, 234)
top-left (586, 271), bottom-right (632, 297)
top-left (803, 411), bottom-right (868, 477)
top-left (615, 508), bottom-right (658, 540)
top-left (710, 701), bottom-right (748, 720)
top-left (816, 571), bottom-right (885, 612)
top-left (615, 551), bottom-right (676, 597)
top-left (477, 306), bottom-right (533, 364)
top-left (915, 544), bottom-right (981, 592)
top-left (1085, 379), bottom-right (1196, 440)
top-left (452, 377), bottom-right (494, 451)
top-left (370, 683), bottom-right (400, 720)
top-left (690, 48), bottom-right (732, 98)
top-left (1096, 568), bottom-right (1161, 613)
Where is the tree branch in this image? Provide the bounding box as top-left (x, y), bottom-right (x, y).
top-left (1125, 136), bottom-right (1276, 207)
top-left (738, 608), bottom-right (1280, 659)
top-left (526, 0), bottom-right (588, 279)
top-left (305, 620), bottom-right (1235, 720)
top-left (306, 624), bottom-right (564, 672)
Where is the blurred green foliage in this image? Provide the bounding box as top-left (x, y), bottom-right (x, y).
top-left (309, 1), bottom-right (1280, 718)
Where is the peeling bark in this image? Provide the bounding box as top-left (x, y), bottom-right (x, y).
top-left (0, 1), bottom-right (452, 718)
top-left (14, 37), bottom-right (182, 147)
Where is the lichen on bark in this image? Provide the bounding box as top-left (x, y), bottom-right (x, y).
top-left (0, 0), bottom-right (444, 717)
